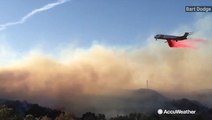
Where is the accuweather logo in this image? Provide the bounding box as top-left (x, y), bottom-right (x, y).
top-left (157, 109), bottom-right (196, 115)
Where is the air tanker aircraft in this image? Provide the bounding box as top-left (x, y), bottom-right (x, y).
top-left (154, 32), bottom-right (192, 47)
top-left (154, 32), bottom-right (192, 41)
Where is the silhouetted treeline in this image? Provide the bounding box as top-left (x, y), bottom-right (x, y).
top-left (1, 104), bottom-right (212, 120)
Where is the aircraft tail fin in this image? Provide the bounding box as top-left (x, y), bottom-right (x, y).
top-left (183, 32), bottom-right (192, 38)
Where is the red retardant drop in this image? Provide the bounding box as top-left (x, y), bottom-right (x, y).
top-left (168, 39), bottom-right (207, 49)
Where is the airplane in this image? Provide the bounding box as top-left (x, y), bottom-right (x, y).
top-left (154, 32), bottom-right (192, 47)
top-left (154, 32), bottom-right (192, 42)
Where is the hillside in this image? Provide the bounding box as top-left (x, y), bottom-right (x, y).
top-left (0, 88), bottom-right (212, 119)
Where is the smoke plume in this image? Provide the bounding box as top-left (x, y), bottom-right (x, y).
top-left (0, 15), bottom-right (211, 113)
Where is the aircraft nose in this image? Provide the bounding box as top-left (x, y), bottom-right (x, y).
top-left (154, 35), bottom-right (159, 40)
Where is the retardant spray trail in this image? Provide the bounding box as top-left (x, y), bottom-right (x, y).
top-left (168, 39), bottom-right (207, 49)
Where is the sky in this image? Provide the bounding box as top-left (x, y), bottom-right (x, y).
top-left (0, 0), bottom-right (212, 112)
top-left (0, 0), bottom-right (211, 51)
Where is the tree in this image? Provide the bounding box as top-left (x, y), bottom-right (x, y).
top-left (55, 112), bottom-right (75, 120)
top-left (40, 115), bottom-right (52, 120)
top-left (81, 112), bottom-right (97, 120)
top-left (97, 113), bottom-right (106, 120)
top-left (24, 114), bottom-right (35, 120)
top-left (0, 105), bottom-right (14, 120)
